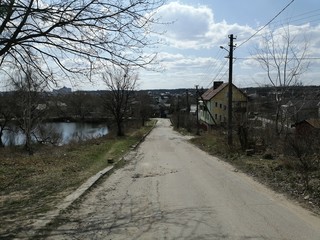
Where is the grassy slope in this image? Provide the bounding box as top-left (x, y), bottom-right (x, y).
top-left (189, 130), bottom-right (320, 214)
top-left (0, 120), bottom-right (155, 238)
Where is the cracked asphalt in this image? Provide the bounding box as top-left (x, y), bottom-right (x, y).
top-left (44, 118), bottom-right (320, 240)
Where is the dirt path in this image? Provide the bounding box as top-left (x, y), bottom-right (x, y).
top-left (44, 118), bottom-right (320, 239)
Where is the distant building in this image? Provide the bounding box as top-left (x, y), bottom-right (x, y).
top-left (190, 104), bottom-right (197, 115)
top-left (281, 99), bottom-right (320, 122)
top-left (199, 81), bottom-right (248, 127)
top-left (53, 86), bottom-right (72, 95)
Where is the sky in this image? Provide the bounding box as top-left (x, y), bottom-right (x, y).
top-left (130, 0), bottom-right (320, 90)
top-left (2, 0), bottom-right (319, 91)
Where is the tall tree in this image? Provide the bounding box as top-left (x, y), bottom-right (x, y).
top-left (137, 91), bottom-right (153, 127)
top-left (0, 0), bottom-right (164, 82)
top-left (10, 64), bottom-right (48, 154)
top-left (66, 91), bottom-right (95, 121)
top-left (102, 65), bottom-right (137, 136)
top-left (253, 26), bottom-right (309, 135)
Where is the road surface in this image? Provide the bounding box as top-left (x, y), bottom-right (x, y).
top-left (45, 118), bottom-right (320, 239)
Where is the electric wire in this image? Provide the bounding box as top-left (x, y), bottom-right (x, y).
top-left (197, 49), bottom-right (226, 88)
top-left (197, 51), bottom-right (223, 86)
top-left (236, 57), bottom-right (320, 61)
top-left (198, 0), bottom-right (320, 90)
top-left (237, 0), bottom-right (295, 49)
top-left (268, 8), bottom-right (320, 27)
top-left (205, 59), bottom-right (228, 89)
top-left (236, 7), bottom-right (320, 47)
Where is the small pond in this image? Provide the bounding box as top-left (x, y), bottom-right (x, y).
top-left (1, 122), bottom-right (109, 146)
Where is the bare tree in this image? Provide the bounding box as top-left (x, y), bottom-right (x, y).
top-left (102, 65), bottom-right (138, 136)
top-left (0, 0), bottom-right (164, 83)
top-left (10, 64), bottom-right (49, 154)
top-left (253, 26), bottom-right (310, 135)
top-left (0, 93), bottom-right (14, 147)
top-left (66, 91), bottom-right (95, 121)
top-left (136, 91), bottom-right (153, 127)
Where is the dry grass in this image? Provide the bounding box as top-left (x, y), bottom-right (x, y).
top-left (190, 130), bottom-right (320, 215)
top-left (0, 120), bottom-right (156, 238)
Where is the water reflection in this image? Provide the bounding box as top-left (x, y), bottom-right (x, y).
top-left (1, 122), bottom-right (109, 146)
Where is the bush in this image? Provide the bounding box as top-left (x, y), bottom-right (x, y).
top-left (263, 153), bottom-right (274, 160)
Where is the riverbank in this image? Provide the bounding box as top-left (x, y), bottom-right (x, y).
top-left (0, 120), bottom-right (156, 239)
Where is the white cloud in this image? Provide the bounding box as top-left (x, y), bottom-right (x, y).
top-left (157, 2), bottom-right (213, 44)
top-left (144, 3), bottom-right (320, 89)
top-left (139, 51), bottom-right (229, 89)
top-left (156, 2), bottom-right (255, 49)
top-left (58, 3), bottom-right (320, 90)
top-left (156, 52), bottom-right (224, 80)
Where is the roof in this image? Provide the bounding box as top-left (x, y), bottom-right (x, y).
top-left (305, 119), bottom-right (320, 128)
top-left (295, 118), bottom-right (320, 129)
top-left (201, 83), bottom-right (228, 101)
top-left (201, 83), bottom-right (247, 101)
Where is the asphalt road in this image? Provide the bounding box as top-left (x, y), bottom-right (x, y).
top-left (45, 118), bottom-right (320, 240)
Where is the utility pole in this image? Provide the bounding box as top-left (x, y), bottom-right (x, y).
top-left (195, 85), bottom-right (200, 135)
top-left (227, 34), bottom-right (236, 146)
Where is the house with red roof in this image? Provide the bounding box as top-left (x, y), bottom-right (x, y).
top-left (199, 81), bottom-right (248, 127)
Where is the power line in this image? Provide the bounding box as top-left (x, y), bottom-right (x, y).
top-left (236, 57), bottom-right (320, 60)
top-left (268, 8), bottom-right (320, 27)
top-left (200, 2), bottom-right (319, 91)
top-left (217, 58), bottom-right (238, 82)
top-left (217, 68), bottom-right (228, 82)
top-left (279, 13), bottom-right (320, 25)
top-left (197, 49), bottom-right (225, 87)
top-left (205, 59), bottom-right (228, 88)
top-left (234, 9), bottom-right (320, 51)
top-left (198, 53), bottom-right (222, 85)
top-left (267, 12), bottom-right (320, 32)
top-left (241, 20), bottom-right (320, 45)
top-left (237, 0), bottom-right (295, 49)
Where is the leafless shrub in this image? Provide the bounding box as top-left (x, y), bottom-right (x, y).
top-left (252, 25), bottom-right (310, 135)
top-left (33, 124), bottom-right (62, 145)
top-left (283, 132), bottom-right (320, 191)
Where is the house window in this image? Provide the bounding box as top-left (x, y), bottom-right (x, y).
top-left (220, 104), bottom-right (222, 109)
top-left (215, 114), bottom-right (217, 119)
top-left (219, 115), bottom-right (222, 121)
top-left (215, 102), bottom-right (218, 107)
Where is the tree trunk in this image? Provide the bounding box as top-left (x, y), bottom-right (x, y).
top-left (274, 102), bottom-right (280, 135)
top-left (25, 130), bottom-right (33, 155)
top-left (117, 120), bottom-right (124, 136)
top-left (25, 105), bottom-right (33, 155)
top-left (237, 125), bottom-right (248, 150)
top-left (0, 130), bottom-right (4, 147)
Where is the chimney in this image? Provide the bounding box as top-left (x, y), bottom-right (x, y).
top-left (213, 81), bottom-right (223, 90)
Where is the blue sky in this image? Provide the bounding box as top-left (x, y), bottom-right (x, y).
top-left (14, 0), bottom-right (317, 91)
top-left (128, 0), bottom-right (320, 90)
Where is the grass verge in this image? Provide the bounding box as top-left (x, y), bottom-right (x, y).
top-left (189, 130), bottom-right (320, 215)
top-left (0, 120), bottom-right (156, 238)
